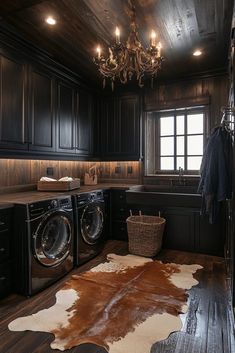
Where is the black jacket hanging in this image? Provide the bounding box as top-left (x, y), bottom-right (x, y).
top-left (198, 126), bottom-right (233, 224)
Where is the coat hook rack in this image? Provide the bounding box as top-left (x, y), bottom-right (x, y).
top-left (220, 106), bottom-right (235, 135)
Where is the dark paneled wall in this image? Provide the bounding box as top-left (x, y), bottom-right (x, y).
top-left (144, 75), bottom-right (229, 129)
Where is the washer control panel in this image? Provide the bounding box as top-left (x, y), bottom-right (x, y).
top-left (29, 197), bottom-right (72, 218)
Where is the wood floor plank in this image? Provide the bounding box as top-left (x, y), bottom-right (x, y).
top-left (151, 332), bottom-right (202, 353)
top-left (0, 240), bottom-right (234, 353)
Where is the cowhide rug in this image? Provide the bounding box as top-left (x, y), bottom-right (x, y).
top-left (9, 254), bottom-right (202, 353)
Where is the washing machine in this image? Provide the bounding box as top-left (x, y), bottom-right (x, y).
top-left (73, 190), bottom-right (106, 266)
top-left (13, 195), bottom-right (74, 296)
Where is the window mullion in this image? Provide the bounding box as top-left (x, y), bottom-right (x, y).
top-left (185, 111), bottom-right (187, 171)
top-left (174, 114), bottom-right (176, 171)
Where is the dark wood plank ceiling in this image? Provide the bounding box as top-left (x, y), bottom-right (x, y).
top-left (0, 0), bottom-right (233, 86)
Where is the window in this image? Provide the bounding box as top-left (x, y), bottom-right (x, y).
top-left (145, 107), bottom-right (206, 175)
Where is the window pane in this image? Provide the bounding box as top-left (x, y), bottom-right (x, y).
top-left (187, 156), bottom-right (202, 170)
top-left (160, 137), bottom-right (174, 156)
top-left (176, 136), bottom-right (184, 155)
top-left (160, 157), bottom-right (174, 170)
top-left (187, 114), bottom-right (203, 134)
top-left (176, 157), bottom-right (185, 170)
top-left (160, 116), bottom-right (174, 136)
top-left (187, 135), bottom-right (203, 155)
top-left (176, 115), bottom-right (184, 135)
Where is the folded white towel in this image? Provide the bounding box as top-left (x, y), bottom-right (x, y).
top-left (40, 177), bottom-right (57, 182)
top-left (58, 176), bottom-right (73, 181)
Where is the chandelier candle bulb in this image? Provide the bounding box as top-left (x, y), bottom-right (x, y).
top-left (157, 42), bottom-right (162, 57)
top-left (96, 46), bottom-right (101, 59)
top-left (150, 30), bottom-right (156, 47)
top-left (45, 16), bottom-right (56, 25)
top-left (115, 27), bottom-right (120, 44)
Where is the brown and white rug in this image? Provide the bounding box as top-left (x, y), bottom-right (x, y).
top-left (9, 254), bottom-right (202, 352)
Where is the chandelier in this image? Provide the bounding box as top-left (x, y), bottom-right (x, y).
top-left (93, 0), bottom-right (163, 89)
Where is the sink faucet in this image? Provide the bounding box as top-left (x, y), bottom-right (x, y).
top-left (178, 167), bottom-right (184, 185)
top-left (179, 167), bottom-right (184, 176)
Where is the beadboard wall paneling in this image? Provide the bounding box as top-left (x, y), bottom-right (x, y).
top-left (0, 159), bottom-right (141, 187)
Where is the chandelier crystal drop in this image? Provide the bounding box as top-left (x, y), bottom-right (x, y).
top-left (93, 0), bottom-right (163, 89)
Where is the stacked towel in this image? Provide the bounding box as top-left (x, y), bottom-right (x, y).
top-left (40, 176), bottom-right (74, 182)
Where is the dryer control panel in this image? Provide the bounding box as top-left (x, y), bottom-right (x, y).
top-left (75, 191), bottom-right (104, 208)
top-left (28, 197), bottom-right (72, 218)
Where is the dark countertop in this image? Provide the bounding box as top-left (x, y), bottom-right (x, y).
top-left (0, 183), bottom-right (138, 205)
top-left (0, 202), bottom-right (14, 209)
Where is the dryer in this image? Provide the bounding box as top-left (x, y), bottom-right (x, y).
top-left (13, 196), bottom-right (74, 296)
top-left (73, 190), bottom-right (106, 266)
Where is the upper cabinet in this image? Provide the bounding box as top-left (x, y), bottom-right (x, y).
top-left (0, 43), bottom-right (141, 161)
top-left (0, 47), bottom-right (94, 159)
top-left (0, 54), bottom-right (28, 150)
top-left (118, 95), bottom-right (140, 158)
top-left (100, 96), bottom-right (119, 156)
top-left (57, 85), bottom-right (93, 156)
top-left (56, 82), bottom-right (75, 154)
top-left (76, 90), bottom-right (93, 156)
top-left (29, 68), bottom-right (55, 152)
top-left (100, 93), bottom-right (141, 160)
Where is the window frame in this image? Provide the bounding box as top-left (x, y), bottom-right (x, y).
top-left (145, 106), bottom-right (208, 176)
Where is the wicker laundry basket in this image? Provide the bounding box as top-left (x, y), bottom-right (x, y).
top-left (127, 215), bottom-right (166, 257)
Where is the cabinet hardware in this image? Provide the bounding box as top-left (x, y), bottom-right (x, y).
top-left (0, 248), bottom-right (5, 252)
top-left (0, 276), bottom-right (6, 281)
top-left (0, 221), bottom-right (5, 226)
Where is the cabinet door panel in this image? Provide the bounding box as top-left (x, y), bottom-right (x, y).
top-left (57, 83), bottom-right (75, 153)
top-left (76, 91), bottom-right (92, 155)
top-left (0, 55), bottom-right (27, 149)
top-left (162, 209), bottom-right (194, 251)
top-left (195, 212), bottom-right (225, 256)
top-left (29, 70), bottom-right (55, 151)
top-left (119, 95), bottom-right (140, 156)
top-left (0, 230), bottom-right (10, 262)
top-left (100, 94), bottom-right (140, 159)
top-left (101, 98), bottom-right (119, 155)
top-left (0, 261), bottom-right (12, 298)
top-left (112, 221), bottom-right (128, 241)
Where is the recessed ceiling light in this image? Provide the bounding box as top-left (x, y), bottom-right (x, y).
top-left (45, 16), bottom-right (56, 25)
top-left (193, 50), bottom-right (202, 56)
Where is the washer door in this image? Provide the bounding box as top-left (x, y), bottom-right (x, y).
top-left (34, 210), bottom-right (72, 267)
top-left (81, 203), bottom-right (104, 245)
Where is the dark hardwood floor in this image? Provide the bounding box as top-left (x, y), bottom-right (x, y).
top-left (0, 240), bottom-right (235, 353)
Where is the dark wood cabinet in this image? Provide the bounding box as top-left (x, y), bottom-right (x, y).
top-left (101, 97), bottom-right (119, 156)
top-left (195, 211), bottom-right (225, 256)
top-left (0, 45), bottom-right (95, 159)
top-left (0, 43), bottom-right (142, 161)
top-left (127, 196), bottom-right (225, 256)
top-left (118, 95), bottom-right (140, 157)
top-left (56, 82), bottom-right (75, 153)
top-left (100, 94), bottom-right (140, 160)
top-left (76, 90), bottom-right (93, 156)
top-left (57, 86), bottom-right (93, 156)
top-left (110, 189), bottom-right (129, 241)
top-left (29, 68), bottom-right (55, 152)
top-left (0, 205), bottom-right (13, 299)
top-left (0, 54), bottom-right (28, 150)
top-left (161, 208), bottom-right (195, 252)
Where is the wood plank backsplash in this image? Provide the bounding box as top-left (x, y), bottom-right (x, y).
top-left (0, 159), bottom-right (141, 188)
